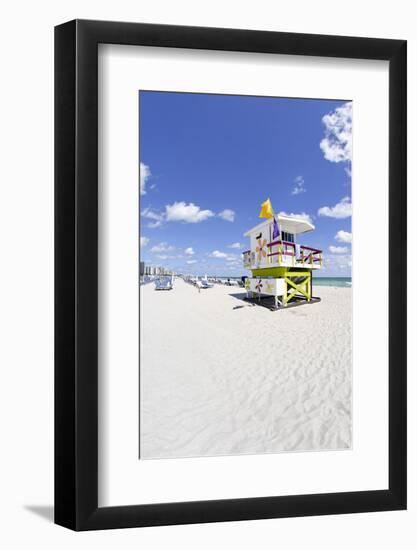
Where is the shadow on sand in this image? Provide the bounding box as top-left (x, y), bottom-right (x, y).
top-left (229, 292), bottom-right (321, 311)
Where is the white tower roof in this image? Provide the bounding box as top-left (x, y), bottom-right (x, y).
top-left (244, 214), bottom-right (314, 237)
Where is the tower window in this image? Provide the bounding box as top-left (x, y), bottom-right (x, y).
top-left (281, 231), bottom-right (294, 243)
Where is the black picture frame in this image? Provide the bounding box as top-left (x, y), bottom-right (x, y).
top-left (55, 19), bottom-right (407, 531)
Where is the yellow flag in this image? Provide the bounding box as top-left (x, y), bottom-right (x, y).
top-left (259, 198), bottom-right (274, 219)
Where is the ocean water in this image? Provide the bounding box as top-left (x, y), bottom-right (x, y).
top-left (195, 275), bottom-right (352, 288)
top-left (313, 277), bottom-right (352, 288)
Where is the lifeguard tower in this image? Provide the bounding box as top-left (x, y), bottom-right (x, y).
top-left (242, 199), bottom-right (323, 309)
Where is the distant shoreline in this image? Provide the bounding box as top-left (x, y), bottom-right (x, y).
top-left (177, 275), bottom-right (352, 288)
top-left (143, 274), bottom-right (352, 289)
top-left (313, 277), bottom-right (352, 288)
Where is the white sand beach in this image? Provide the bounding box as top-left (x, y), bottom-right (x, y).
top-left (140, 279), bottom-right (352, 459)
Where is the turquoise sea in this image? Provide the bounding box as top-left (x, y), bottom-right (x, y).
top-left (313, 277), bottom-right (352, 288)
top-left (202, 276), bottom-right (352, 288)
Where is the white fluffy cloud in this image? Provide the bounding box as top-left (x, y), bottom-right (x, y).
top-left (320, 102), bottom-right (352, 163)
top-left (209, 250), bottom-right (239, 263)
top-left (228, 242), bottom-right (242, 249)
top-left (335, 230), bottom-right (352, 243)
top-left (142, 202), bottom-right (214, 227)
top-left (140, 236), bottom-right (149, 247)
top-left (150, 242), bottom-right (174, 253)
top-left (140, 162), bottom-right (151, 195)
top-left (165, 202), bottom-right (214, 223)
top-left (209, 250), bottom-right (228, 259)
top-left (218, 209), bottom-right (235, 222)
top-left (186, 259), bottom-right (197, 265)
top-left (142, 201), bottom-right (235, 228)
top-left (318, 197), bottom-right (352, 219)
top-left (324, 253), bottom-right (352, 272)
top-left (141, 207), bottom-right (164, 228)
top-left (184, 247), bottom-right (194, 255)
top-left (292, 175), bottom-right (306, 196)
top-left (278, 211), bottom-right (313, 224)
top-left (329, 245), bottom-right (348, 254)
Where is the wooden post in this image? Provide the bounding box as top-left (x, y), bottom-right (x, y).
top-left (310, 272), bottom-right (313, 298)
top-left (283, 276), bottom-right (287, 307)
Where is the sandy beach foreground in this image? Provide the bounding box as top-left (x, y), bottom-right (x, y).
top-left (140, 279), bottom-right (352, 459)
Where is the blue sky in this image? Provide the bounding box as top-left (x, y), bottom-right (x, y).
top-left (139, 91), bottom-right (352, 277)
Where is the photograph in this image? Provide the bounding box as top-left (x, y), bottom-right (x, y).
top-left (139, 91), bottom-right (353, 459)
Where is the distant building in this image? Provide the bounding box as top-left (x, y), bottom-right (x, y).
top-left (141, 263), bottom-right (172, 276)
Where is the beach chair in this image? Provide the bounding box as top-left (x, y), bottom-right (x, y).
top-left (201, 280), bottom-right (213, 289)
top-left (155, 277), bottom-right (173, 290)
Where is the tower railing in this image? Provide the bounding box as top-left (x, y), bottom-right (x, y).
top-left (242, 241), bottom-right (323, 269)
top-left (266, 240), bottom-right (323, 268)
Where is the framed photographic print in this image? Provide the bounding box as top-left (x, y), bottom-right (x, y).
top-left (55, 20), bottom-right (406, 530)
